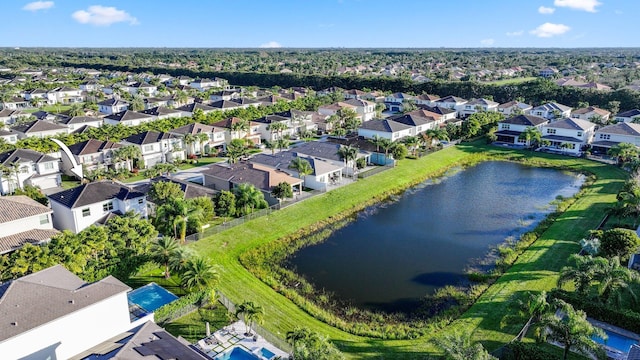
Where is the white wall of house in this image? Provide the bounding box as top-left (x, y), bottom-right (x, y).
top-left (0, 293), bottom-right (134, 360)
top-left (0, 160), bottom-right (60, 194)
top-left (17, 128), bottom-right (69, 139)
top-left (357, 128), bottom-right (394, 140)
top-left (51, 197), bottom-right (147, 233)
top-left (0, 212), bottom-right (53, 238)
top-left (99, 103), bottom-right (129, 115)
top-left (593, 131), bottom-right (640, 147)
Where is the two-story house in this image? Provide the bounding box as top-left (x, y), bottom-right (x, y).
top-left (414, 94), bottom-right (441, 107)
top-left (210, 117), bottom-right (262, 145)
top-left (11, 120), bottom-right (69, 139)
top-left (571, 106), bottom-right (611, 122)
top-left (98, 98), bottom-right (129, 115)
top-left (104, 110), bottom-right (154, 126)
top-left (57, 116), bottom-right (103, 132)
top-left (435, 95), bottom-right (468, 114)
top-left (0, 149), bottom-right (62, 194)
top-left (292, 141), bottom-right (370, 176)
top-left (121, 131), bottom-right (185, 168)
top-left (252, 114), bottom-right (296, 141)
top-left (540, 118), bottom-right (596, 155)
top-left (358, 118), bottom-right (414, 141)
top-left (528, 102), bottom-right (572, 121)
top-left (48, 86), bottom-right (83, 104)
top-left (48, 181), bottom-right (148, 233)
top-left (175, 102), bottom-right (218, 117)
top-left (250, 151), bottom-right (343, 191)
top-left (169, 123), bottom-right (226, 155)
top-left (64, 139), bottom-right (123, 174)
top-left (139, 106), bottom-right (184, 120)
top-left (341, 98), bottom-right (376, 122)
top-left (122, 82), bottom-right (157, 96)
top-left (494, 114), bottom-right (549, 146)
top-left (459, 98), bottom-right (499, 117)
top-left (614, 109), bottom-right (640, 123)
top-left (591, 122), bottom-right (640, 154)
top-left (497, 101), bottom-right (533, 116)
top-left (0, 195), bottom-right (58, 254)
top-left (189, 78), bottom-right (223, 91)
top-left (384, 92), bottom-right (416, 112)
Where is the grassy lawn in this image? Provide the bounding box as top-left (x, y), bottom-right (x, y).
top-left (23, 105), bottom-right (72, 113)
top-left (487, 77), bottom-right (537, 85)
top-left (131, 142), bottom-right (627, 359)
top-left (177, 156), bottom-right (226, 170)
top-left (164, 305), bottom-right (233, 344)
top-left (60, 180), bottom-right (81, 189)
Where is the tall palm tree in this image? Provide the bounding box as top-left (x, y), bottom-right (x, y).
top-left (337, 145), bottom-right (358, 177)
top-left (289, 157), bottom-right (313, 192)
top-left (195, 132), bottom-right (210, 156)
top-left (172, 198), bottom-right (203, 243)
top-left (268, 121), bottom-right (288, 141)
top-left (180, 256), bottom-right (219, 291)
top-left (539, 301), bottom-right (605, 360)
top-left (226, 139), bottom-right (247, 164)
top-left (114, 145), bottom-right (142, 171)
top-left (431, 333), bottom-right (496, 360)
top-left (593, 256), bottom-right (637, 305)
top-left (276, 138), bottom-right (290, 152)
top-left (518, 127), bottom-right (542, 148)
top-left (235, 301), bottom-right (264, 336)
top-left (557, 254), bottom-right (600, 295)
top-left (130, 95), bottom-right (145, 111)
top-left (402, 135), bottom-right (420, 156)
top-left (263, 140), bottom-right (277, 155)
top-left (174, 90), bottom-right (188, 106)
top-left (150, 236), bottom-right (180, 279)
top-left (379, 138), bottom-right (394, 157)
top-left (182, 133), bottom-right (197, 157)
top-left (286, 327), bottom-right (315, 360)
top-left (230, 118), bottom-right (249, 140)
top-left (504, 291), bottom-right (553, 342)
top-left (368, 134), bottom-right (385, 153)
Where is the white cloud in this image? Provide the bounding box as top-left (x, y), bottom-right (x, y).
top-left (538, 6), bottom-right (556, 14)
top-left (530, 22), bottom-right (571, 37)
top-left (480, 38), bottom-right (495, 46)
top-left (554, 0), bottom-right (601, 12)
top-left (259, 41), bottom-right (282, 48)
top-left (506, 30), bottom-right (524, 37)
top-left (72, 5), bottom-right (138, 26)
top-left (23, 1), bottom-right (54, 11)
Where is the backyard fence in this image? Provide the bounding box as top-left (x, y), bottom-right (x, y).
top-left (184, 204), bottom-right (281, 242)
top-left (217, 292), bottom-right (293, 353)
top-left (358, 164), bottom-right (393, 179)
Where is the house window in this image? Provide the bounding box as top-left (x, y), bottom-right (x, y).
top-left (138, 198), bottom-right (144, 205)
top-left (44, 162), bottom-right (54, 170)
top-left (577, 132), bottom-right (582, 137)
top-left (599, 134), bottom-right (611, 140)
top-left (39, 214), bottom-right (49, 225)
top-left (143, 145), bottom-right (154, 152)
top-left (103, 202), bottom-right (114, 212)
top-left (82, 208), bottom-right (91, 217)
top-left (546, 129), bottom-right (556, 134)
top-left (501, 124), bottom-right (510, 130)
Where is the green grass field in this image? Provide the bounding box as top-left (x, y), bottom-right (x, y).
top-left (138, 143), bottom-right (627, 359)
top-left (487, 77), bottom-right (537, 85)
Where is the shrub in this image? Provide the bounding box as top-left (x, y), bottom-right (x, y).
top-left (501, 341), bottom-right (562, 360)
top-left (154, 289), bottom-right (209, 325)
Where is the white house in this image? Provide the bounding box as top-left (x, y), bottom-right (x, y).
top-left (389, 112), bottom-right (438, 135)
top-left (384, 92), bottom-right (416, 112)
top-left (591, 122), bottom-right (640, 154)
top-left (175, 102), bottom-right (218, 116)
top-left (0, 195), bottom-right (58, 254)
top-left (0, 149), bottom-right (61, 194)
top-left (614, 109), bottom-right (640, 123)
top-left (79, 80), bottom-right (100, 92)
top-left (414, 94), bottom-right (440, 106)
top-left (528, 102), bottom-right (572, 121)
top-left (0, 129), bottom-right (18, 144)
top-left (497, 101), bottom-right (533, 116)
top-left (189, 78), bottom-right (224, 91)
top-left (48, 181), bottom-right (148, 233)
top-left (539, 67), bottom-right (559, 78)
top-left (98, 98), bottom-right (129, 115)
top-left (460, 98), bottom-right (499, 116)
top-left (57, 116), bottom-right (103, 132)
top-left (571, 106), bottom-right (611, 122)
top-left (358, 118), bottom-right (414, 141)
top-left (293, 141), bottom-right (371, 176)
top-left (494, 114), bottom-right (549, 146)
top-left (0, 265), bottom-right (152, 360)
top-left (121, 131), bottom-right (186, 168)
top-left (11, 120), bottom-right (69, 139)
top-left (104, 110), bottom-right (154, 126)
top-left (540, 118), bottom-right (596, 155)
top-left (341, 98), bottom-right (376, 122)
top-left (0, 109), bottom-right (29, 125)
top-left (210, 117), bottom-right (262, 146)
top-left (122, 82), bottom-right (157, 96)
top-left (250, 152), bottom-right (343, 191)
top-left (252, 114), bottom-right (296, 141)
top-left (47, 86), bottom-right (83, 104)
top-left (169, 122), bottom-right (226, 155)
top-left (63, 139), bottom-right (123, 174)
top-left (435, 95), bottom-right (468, 115)
top-left (140, 106), bottom-right (184, 120)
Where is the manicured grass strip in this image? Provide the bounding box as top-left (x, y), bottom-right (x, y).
top-left (136, 143), bottom-right (627, 359)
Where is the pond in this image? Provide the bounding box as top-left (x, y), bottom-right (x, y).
top-left (286, 161), bottom-right (583, 312)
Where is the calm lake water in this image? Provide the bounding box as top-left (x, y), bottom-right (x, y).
top-left (286, 161), bottom-right (583, 312)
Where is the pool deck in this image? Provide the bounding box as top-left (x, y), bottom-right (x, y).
top-left (194, 320), bottom-right (289, 360)
top-left (589, 317), bottom-right (640, 360)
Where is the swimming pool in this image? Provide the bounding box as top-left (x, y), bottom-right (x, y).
top-left (593, 328), bottom-right (639, 353)
top-left (127, 283), bottom-right (179, 313)
top-left (215, 347), bottom-right (260, 360)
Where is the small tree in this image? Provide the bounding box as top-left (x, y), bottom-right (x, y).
top-left (391, 143), bottom-right (408, 160)
top-left (148, 181), bottom-right (185, 204)
top-left (599, 228), bottom-right (640, 261)
top-left (214, 190), bottom-right (236, 220)
top-left (271, 181), bottom-right (293, 201)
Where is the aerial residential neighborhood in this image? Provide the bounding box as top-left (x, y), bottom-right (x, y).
top-left (4, 1), bottom-right (640, 360)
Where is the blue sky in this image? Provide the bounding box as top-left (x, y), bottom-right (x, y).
top-left (4, 0), bottom-right (637, 47)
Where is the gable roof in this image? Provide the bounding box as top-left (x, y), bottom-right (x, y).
top-left (545, 118), bottom-right (595, 131)
top-left (97, 98), bottom-right (129, 107)
top-left (498, 101), bottom-right (533, 110)
top-left (531, 102), bottom-right (572, 113)
top-left (292, 141), bottom-right (370, 162)
top-left (571, 106), bottom-right (610, 116)
top-left (617, 109), bottom-right (640, 118)
top-left (48, 181), bottom-right (144, 209)
top-left (501, 114), bottom-right (549, 126)
top-left (104, 110), bottom-right (153, 123)
top-left (597, 122), bottom-right (640, 137)
top-left (139, 106), bottom-right (182, 117)
top-left (175, 102), bottom-right (217, 113)
top-left (202, 162), bottom-right (301, 191)
top-left (359, 119), bottom-right (413, 133)
top-left (57, 116), bottom-right (102, 125)
top-left (390, 113), bottom-right (436, 127)
top-left (436, 95), bottom-right (467, 104)
top-left (0, 148), bottom-right (57, 166)
top-left (0, 228), bottom-right (59, 255)
top-left (0, 195), bottom-right (51, 224)
top-left (67, 139), bottom-right (121, 156)
top-left (11, 120), bottom-right (68, 134)
top-left (209, 99), bottom-right (241, 109)
top-left (210, 117), bottom-right (258, 129)
top-left (467, 98), bottom-right (499, 107)
top-left (134, 176), bottom-right (216, 200)
top-left (170, 122), bottom-right (218, 136)
top-left (0, 265), bottom-right (130, 342)
top-left (122, 131), bottom-right (178, 145)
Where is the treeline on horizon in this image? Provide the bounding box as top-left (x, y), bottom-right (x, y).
top-left (58, 60), bottom-right (640, 111)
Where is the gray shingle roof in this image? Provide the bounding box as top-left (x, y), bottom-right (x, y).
top-left (48, 181), bottom-right (144, 209)
top-left (0, 265), bottom-right (130, 342)
top-left (0, 228), bottom-right (59, 254)
top-left (140, 106), bottom-right (182, 117)
top-left (0, 149), bottom-right (57, 166)
top-left (617, 109), bottom-right (640, 118)
top-left (359, 119), bottom-right (412, 133)
top-left (169, 122), bottom-right (217, 135)
top-left (597, 122), bottom-right (640, 136)
top-left (176, 102), bottom-right (217, 113)
top-left (57, 116), bottom-right (102, 125)
top-left (544, 118), bottom-right (595, 131)
top-left (66, 139), bottom-right (121, 156)
top-left (123, 131), bottom-right (177, 145)
top-left (501, 114), bottom-right (549, 126)
top-left (531, 102), bottom-right (572, 112)
top-left (11, 120), bottom-right (68, 134)
top-left (293, 141), bottom-right (369, 162)
top-left (105, 110), bottom-right (153, 123)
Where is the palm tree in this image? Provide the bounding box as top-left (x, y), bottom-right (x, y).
top-left (172, 198), bottom-right (203, 243)
top-left (503, 291), bottom-right (553, 342)
top-left (182, 133), bottom-right (197, 157)
top-left (0, 162), bottom-right (21, 192)
top-left (233, 183), bottom-right (268, 216)
top-left (230, 118), bottom-right (249, 139)
top-left (557, 254), bottom-right (600, 295)
top-left (195, 132), bottom-right (210, 156)
top-left (235, 301), bottom-right (264, 336)
top-left (289, 157), bottom-right (313, 192)
top-left (180, 256), bottom-right (219, 291)
top-left (402, 135), bottom-right (420, 157)
top-left (518, 127), bottom-right (542, 148)
top-left (174, 90), bottom-right (188, 106)
top-left (68, 103), bottom-right (85, 117)
top-left (379, 138), bottom-right (394, 157)
top-left (263, 140), bottom-right (277, 155)
top-left (150, 236), bottom-right (180, 279)
top-left (608, 142), bottom-right (640, 166)
top-left (593, 256), bottom-right (637, 305)
top-left (268, 121), bottom-right (288, 141)
top-left (431, 333), bottom-right (496, 360)
top-left (286, 327), bottom-right (314, 359)
top-left (130, 95), bottom-right (145, 111)
top-left (539, 301), bottom-right (605, 360)
top-left (368, 134), bottom-right (385, 153)
top-left (114, 145), bottom-right (142, 171)
top-left (276, 138), bottom-right (290, 152)
top-left (337, 145), bottom-right (358, 177)
top-left (226, 139), bottom-right (247, 164)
